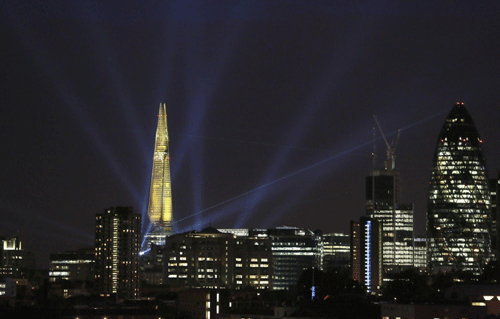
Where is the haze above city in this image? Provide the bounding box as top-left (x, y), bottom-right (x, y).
top-left (1, 1), bottom-right (500, 267)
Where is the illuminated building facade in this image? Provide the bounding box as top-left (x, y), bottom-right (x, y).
top-left (164, 227), bottom-right (320, 291)
top-left (366, 173), bottom-right (415, 274)
top-left (351, 217), bottom-right (382, 293)
top-left (163, 227), bottom-right (273, 290)
top-left (1, 236), bottom-right (23, 269)
top-left (0, 236), bottom-right (33, 277)
top-left (234, 233), bottom-right (273, 290)
top-left (220, 227), bottom-right (321, 290)
top-left (144, 103), bottom-right (173, 250)
top-left (95, 207), bottom-right (141, 299)
top-left (163, 228), bottom-right (235, 289)
top-left (0, 278), bottom-right (16, 297)
top-left (489, 174), bottom-right (499, 260)
top-left (49, 247), bottom-right (94, 282)
top-left (413, 237), bottom-right (427, 271)
top-left (322, 233), bottom-right (350, 270)
top-left (427, 103), bottom-right (491, 275)
top-left (177, 289), bottom-right (230, 319)
top-left (264, 227), bottom-right (322, 291)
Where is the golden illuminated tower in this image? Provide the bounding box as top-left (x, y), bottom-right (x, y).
top-left (144, 103), bottom-right (173, 249)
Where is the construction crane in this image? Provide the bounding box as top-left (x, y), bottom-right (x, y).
top-left (372, 126), bottom-right (377, 169)
top-left (373, 115), bottom-right (401, 171)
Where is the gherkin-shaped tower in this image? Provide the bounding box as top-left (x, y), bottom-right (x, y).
top-left (143, 103), bottom-right (173, 250)
top-left (427, 102), bottom-right (491, 274)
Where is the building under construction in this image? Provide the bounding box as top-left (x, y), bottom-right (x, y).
top-left (365, 116), bottom-right (415, 277)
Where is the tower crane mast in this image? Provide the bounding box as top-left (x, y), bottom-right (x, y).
top-left (373, 115), bottom-right (401, 171)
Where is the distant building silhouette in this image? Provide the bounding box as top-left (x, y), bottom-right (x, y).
top-left (427, 102), bottom-right (491, 274)
top-left (140, 243), bottom-right (164, 285)
top-left (94, 206), bottom-right (141, 299)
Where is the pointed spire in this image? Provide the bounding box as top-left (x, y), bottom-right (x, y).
top-left (144, 103), bottom-right (173, 250)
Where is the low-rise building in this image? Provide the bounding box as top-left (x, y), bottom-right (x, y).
top-left (49, 247), bottom-right (94, 282)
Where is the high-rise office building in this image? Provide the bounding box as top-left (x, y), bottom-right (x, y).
top-left (489, 173), bottom-right (499, 260)
top-left (95, 207), bottom-right (141, 299)
top-left (366, 172), bottom-right (414, 274)
top-left (163, 228), bottom-right (236, 289)
top-left (143, 103), bottom-right (173, 250)
top-left (1, 236), bottom-right (24, 269)
top-left (322, 233), bottom-right (350, 270)
top-left (413, 237), bottom-right (427, 271)
top-left (163, 227), bottom-right (273, 290)
top-left (0, 236), bottom-right (34, 277)
top-left (263, 227), bottom-right (322, 291)
top-left (427, 102), bottom-right (491, 275)
top-left (220, 227), bottom-right (321, 291)
top-left (351, 217), bottom-right (383, 293)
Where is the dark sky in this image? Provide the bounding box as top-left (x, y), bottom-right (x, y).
top-left (1, 1), bottom-right (500, 268)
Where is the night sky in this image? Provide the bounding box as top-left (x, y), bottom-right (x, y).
top-left (1, 1), bottom-right (500, 268)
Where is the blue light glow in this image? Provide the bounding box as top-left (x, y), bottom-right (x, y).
top-left (7, 22), bottom-right (143, 205)
top-left (365, 220), bottom-right (372, 292)
top-left (0, 200), bottom-right (93, 243)
top-left (172, 110), bottom-right (448, 230)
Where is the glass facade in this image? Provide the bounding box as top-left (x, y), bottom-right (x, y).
top-left (369, 205), bottom-right (414, 270)
top-left (489, 176), bottom-right (499, 259)
top-left (413, 237), bottom-right (427, 269)
top-left (268, 228), bottom-right (322, 290)
top-left (366, 172), bottom-right (415, 274)
top-left (427, 103), bottom-right (491, 275)
top-left (322, 233), bottom-right (350, 270)
top-left (144, 103), bottom-right (173, 250)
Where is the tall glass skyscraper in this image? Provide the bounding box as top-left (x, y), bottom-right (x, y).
top-left (143, 103), bottom-right (173, 250)
top-left (366, 171), bottom-right (414, 275)
top-left (427, 102), bottom-right (491, 275)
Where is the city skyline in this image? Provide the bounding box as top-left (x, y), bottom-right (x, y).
top-left (1, 2), bottom-right (500, 268)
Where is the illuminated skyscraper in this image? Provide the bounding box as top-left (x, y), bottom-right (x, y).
top-left (351, 217), bottom-right (382, 293)
top-left (489, 173), bottom-right (499, 259)
top-left (366, 173), bottom-right (415, 274)
top-left (365, 117), bottom-right (415, 277)
top-left (95, 207), bottom-right (141, 299)
top-left (427, 102), bottom-right (491, 275)
top-left (144, 103), bottom-right (173, 250)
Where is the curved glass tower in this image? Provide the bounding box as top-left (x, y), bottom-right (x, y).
top-left (143, 103), bottom-right (173, 250)
top-left (427, 102), bottom-right (491, 274)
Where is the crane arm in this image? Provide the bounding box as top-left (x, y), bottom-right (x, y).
top-left (393, 129), bottom-right (401, 149)
top-left (373, 115), bottom-right (390, 148)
